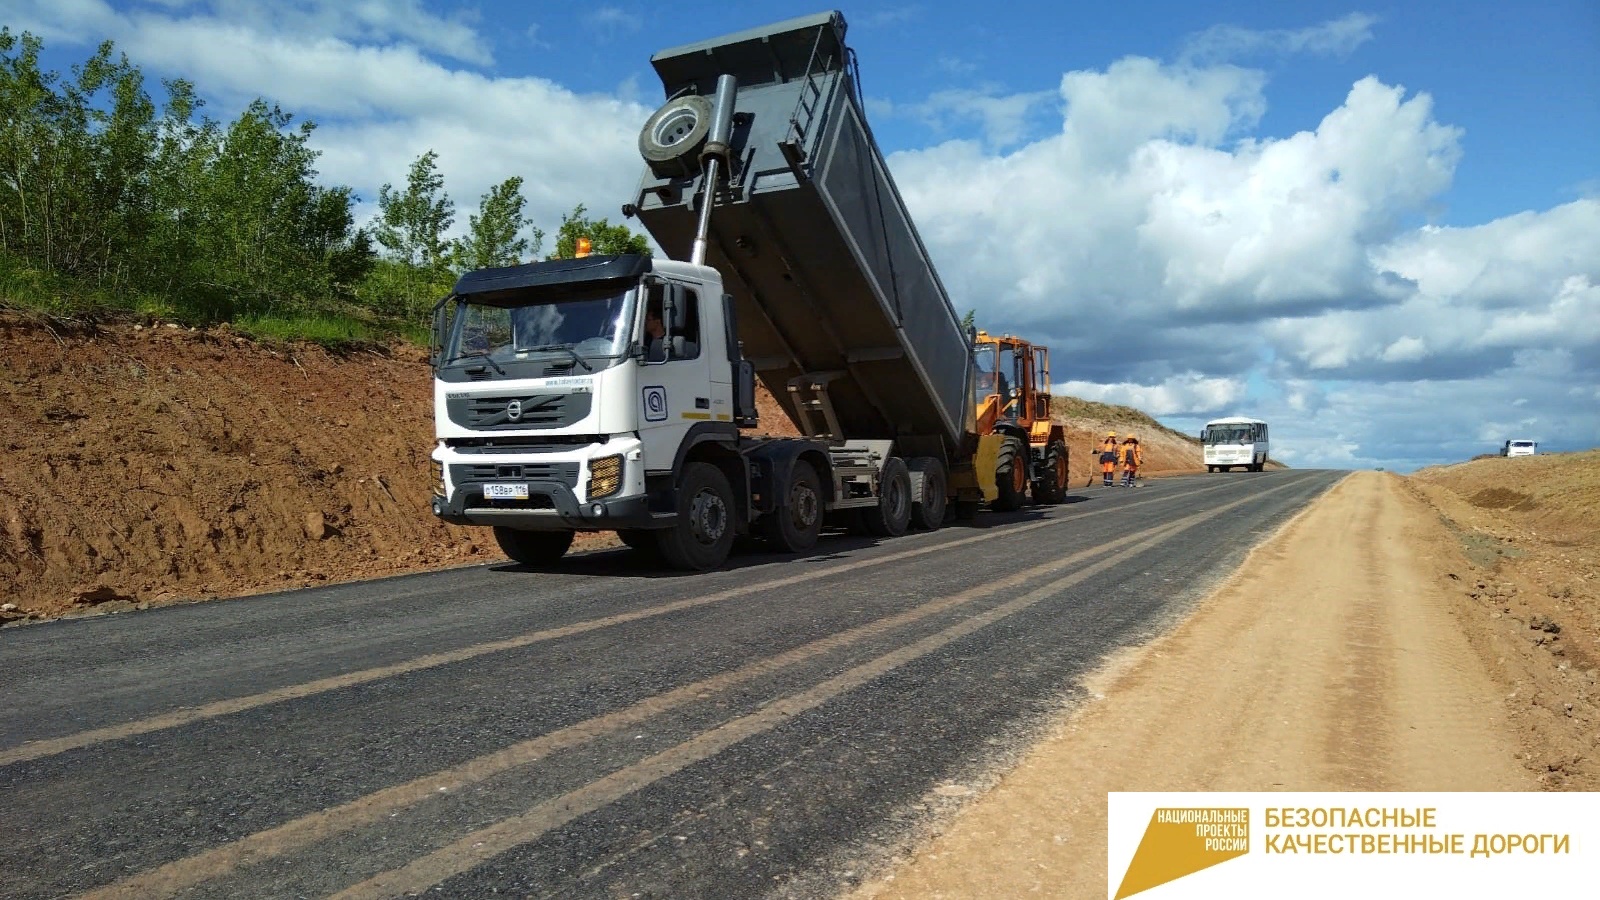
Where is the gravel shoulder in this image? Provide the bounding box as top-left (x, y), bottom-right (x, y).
top-left (850, 469), bottom-right (1554, 899)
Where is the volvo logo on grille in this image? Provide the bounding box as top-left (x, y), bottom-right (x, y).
top-left (506, 399), bottom-right (523, 421)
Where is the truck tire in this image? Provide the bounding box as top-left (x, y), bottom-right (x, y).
top-left (655, 461), bottom-right (736, 571)
top-left (617, 529), bottom-right (662, 560)
top-left (1033, 440), bottom-right (1067, 505)
top-left (639, 94), bottom-right (713, 175)
top-left (862, 456), bottom-right (912, 537)
top-left (907, 457), bottom-right (947, 531)
top-left (760, 459), bottom-right (823, 552)
top-left (992, 437), bottom-right (1027, 512)
top-left (493, 527), bottom-right (574, 567)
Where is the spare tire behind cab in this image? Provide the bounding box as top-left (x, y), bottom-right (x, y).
top-left (639, 94), bottom-right (713, 179)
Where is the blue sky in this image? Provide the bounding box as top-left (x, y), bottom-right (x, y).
top-left (12, 1), bottom-right (1600, 471)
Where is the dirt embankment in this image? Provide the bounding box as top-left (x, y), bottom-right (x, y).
top-left (0, 318), bottom-right (488, 623)
top-left (1407, 451), bottom-right (1600, 789)
top-left (851, 457), bottom-right (1598, 899)
top-left (0, 318), bottom-right (1206, 624)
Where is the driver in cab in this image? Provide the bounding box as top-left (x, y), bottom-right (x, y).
top-left (644, 295), bottom-right (667, 362)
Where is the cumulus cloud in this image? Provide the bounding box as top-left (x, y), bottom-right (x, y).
top-left (1181, 12), bottom-right (1378, 64)
top-left (906, 86), bottom-right (1056, 149)
top-left (584, 6), bottom-right (643, 40)
top-left (886, 19), bottom-right (1594, 467)
top-left (1058, 374), bottom-right (1245, 418)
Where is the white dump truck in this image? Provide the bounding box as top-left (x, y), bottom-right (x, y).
top-left (428, 12), bottom-right (1047, 571)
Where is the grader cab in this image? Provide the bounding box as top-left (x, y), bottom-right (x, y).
top-left (972, 331), bottom-right (1070, 511)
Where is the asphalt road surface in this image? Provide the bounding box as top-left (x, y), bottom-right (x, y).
top-left (1, 469), bottom-right (1342, 899)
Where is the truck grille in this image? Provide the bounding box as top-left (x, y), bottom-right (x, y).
top-left (445, 392), bottom-right (593, 430)
top-left (449, 462), bottom-right (580, 489)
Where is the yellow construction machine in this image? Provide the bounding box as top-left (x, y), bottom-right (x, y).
top-left (971, 331), bottom-right (1070, 511)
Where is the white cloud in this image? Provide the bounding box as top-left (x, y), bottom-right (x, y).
top-left (907, 86), bottom-right (1055, 149)
top-left (1057, 374), bottom-right (1245, 418)
top-left (584, 6), bottom-right (643, 39)
top-left (935, 55), bottom-right (978, 77)
top-left (856, 6), bottom-right (923, 29)
top-left (1182, 13), bottom-right (1378, 64)
top-left (887, 42), bottom-right (1593, 468)
top-left (1379, 336), bottom-right (1427, 363)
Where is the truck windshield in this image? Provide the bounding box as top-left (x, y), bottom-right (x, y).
top-left (441, 288), bottom-right (637, 379)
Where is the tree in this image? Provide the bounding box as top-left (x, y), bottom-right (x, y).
top-left (551, 203), bottom-right (649, 259)
top-left (188, 100), bottom-right (345, 311)
top-left (374, 150), bottom-right (454, 314)
top-left (376, 150), bottom-right (453, 270)
top-left (453, 176), bottom-right (542, 271)
top-left (961, 308), bottom-right (976, 332)
top-left (0, 31), bottom-right (373, 324)
top-left (327, 226), bottom-right (376, 293)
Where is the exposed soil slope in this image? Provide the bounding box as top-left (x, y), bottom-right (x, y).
top-left (1, 318), bottom-right (1207, 623)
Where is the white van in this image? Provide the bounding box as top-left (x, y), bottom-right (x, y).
top-left (1502, 440), bottom-right (1537, 458)
top-left (1202, 417), bottom-right (1269, 472)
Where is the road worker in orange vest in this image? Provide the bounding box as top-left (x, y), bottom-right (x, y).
top-left (1098, 431), bottom-right (1120, 486)
top-left (1120, 435), bottom-right (1143, 486)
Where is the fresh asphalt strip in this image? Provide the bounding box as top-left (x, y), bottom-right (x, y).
top-left (77, 477), bottom-right (1310, 900)
top-left (0, 476), bottom-right (1254, 769)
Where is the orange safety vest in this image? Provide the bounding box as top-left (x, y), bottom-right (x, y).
top-left (1099, 438), bottom-right (1119, 470)
top-left (1121, 443), bottom-right (1141, 468)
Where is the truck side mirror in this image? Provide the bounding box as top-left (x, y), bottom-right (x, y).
top-left (664, 284), bottom-right (689, 333)
top-left (429, 295), bottom-right (456, 369)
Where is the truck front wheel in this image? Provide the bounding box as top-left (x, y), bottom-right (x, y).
top-left (656, 461), bottom-right (736, 571)
top-left (760, 460), bottom-right (823, 552)
top-left (493, 527), bottom-right (574, 567)
top-left (617, 529), bottom-right (662, 560)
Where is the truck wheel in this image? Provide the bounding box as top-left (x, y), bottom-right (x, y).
top-left (992, 437), bottom-right (1027, 512)
top-left (760, 460), bottom-right (823, 552)
top-left (1033, 440), bottom-right (1067, 505)
top-left (493, 527), bottom-right (574, 567)
top-left (862, 457), bottom-right (912, 537)
top-left (617, 529), bottom-right (662, 560)
top-left (638, 94), bottom-right (713, 175)
top-left (655, 461), bottom-right (736, 571)
top-left (907, 457), bottom-right (946, 531)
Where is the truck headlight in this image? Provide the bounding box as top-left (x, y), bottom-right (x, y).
top-left (431, 459), bottom-right (446, 497)
top-left (588, 454), bottom-right (623, 499)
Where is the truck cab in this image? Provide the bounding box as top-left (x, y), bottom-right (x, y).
top-left (430, 255), bottom-right (760, 563)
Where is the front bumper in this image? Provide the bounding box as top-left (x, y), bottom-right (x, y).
top-left (432, 482), bottom-right (674, 530)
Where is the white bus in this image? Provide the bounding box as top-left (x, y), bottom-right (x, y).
top-left (1201, 417), bottom-right (1270, 472)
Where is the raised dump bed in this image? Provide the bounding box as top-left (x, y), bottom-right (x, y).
top-left (631, 10), bottom-right (972, 459)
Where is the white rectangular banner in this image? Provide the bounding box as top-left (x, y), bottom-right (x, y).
top-left (1108, 792), bottom-right (1599, 899)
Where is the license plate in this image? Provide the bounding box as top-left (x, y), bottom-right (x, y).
top-left (483, 482), bottom-right (529, 500)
